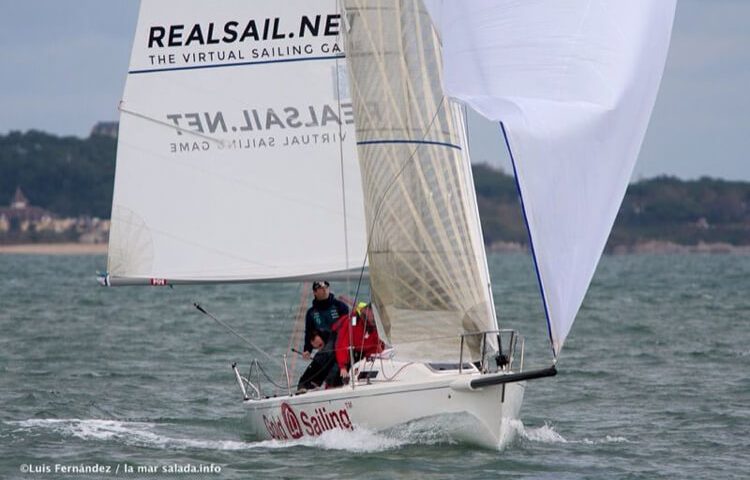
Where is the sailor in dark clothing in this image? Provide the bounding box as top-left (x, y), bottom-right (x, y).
top-left (302, 280), bottom-right (349, 360)
top-left (297, 281), bottom-right (349, 392)
top-left (296, 330), bottom-right (333, 391)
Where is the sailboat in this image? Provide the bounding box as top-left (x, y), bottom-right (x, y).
top-left (102, 0), bottom-right (676, 448)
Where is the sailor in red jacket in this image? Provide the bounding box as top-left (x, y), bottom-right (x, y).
top-left (327, 302), bottom-right (383, 387)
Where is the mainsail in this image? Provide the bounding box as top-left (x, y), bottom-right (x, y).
top-left (107, 0), bottom-right (366, 285)
top-left (426, 0), bottom-right (677, 356)
top-left (342, 0), bottom-right (497, 361)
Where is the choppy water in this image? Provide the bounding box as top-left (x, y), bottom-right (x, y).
top-left (1, 253), bottom-right (748, 479)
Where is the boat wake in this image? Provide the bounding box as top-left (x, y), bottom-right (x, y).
top-left (5, 418), bottom-right (408, 453)
top-left (6, 417), bottom-right (628, 452)
top-left (507, 420), bottom-right (630, 445)
top-left (6, 419), bottom-right (259, 451)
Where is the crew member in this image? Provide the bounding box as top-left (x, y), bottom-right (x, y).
top-left (302, 281), bottom-right (349, 360)
top-left (326, 302), bottom-right (383, 387)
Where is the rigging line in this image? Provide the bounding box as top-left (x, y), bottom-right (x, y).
top-left (380, 361), bottom-right (415, 381)
top-left (416, 2), bottom-right (479, 294)
top-left (118, 103), bottom-right (224, 145)
top-left (343, 1), bottom-right (452, 311)
top-left (354, 0), bottom-right (468, 308)
top-left (255, 361), bottom-right (292, 390)
top-left (463, 103), bottom-right (470, 148)
top-left (334, 0), bottom-right (351, 293)
top-left (286, 282), bottom-right (311, 380)
top-left (499, 122), bottom-right (556, 360)
top-left (349, 96), bottom-right (448, 310)
top-left (281, 283), bottom-right (307, 387)
top-left (457, 103), bottom-right (500, 332)
top-left (391, 1), bottom-right (470, 296)
top-left (193, 303), bottom-right (280, 365)
top-left (361, 2), bottom-right (470, 312)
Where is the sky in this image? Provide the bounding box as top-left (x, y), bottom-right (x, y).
top-left (0, 0), bottom-right (747, 182)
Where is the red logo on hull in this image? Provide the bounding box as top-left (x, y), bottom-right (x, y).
top-left (261, 402), bottom-right (354, 440)
top-left (281, 402), bottom-right (303, 439)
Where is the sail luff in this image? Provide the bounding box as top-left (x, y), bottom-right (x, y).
top-left (501, 121), bottom-right (555, 355)
top-left (334, 56), bottom-right (353, 277)
top-left (455, 104), bottom-right (500, 331)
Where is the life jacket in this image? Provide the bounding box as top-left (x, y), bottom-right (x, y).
top-left (332, 305), bottom-right (382, 369)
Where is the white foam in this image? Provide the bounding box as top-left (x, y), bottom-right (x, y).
top-left (509, 420), bottom-right (630, 445)
top-left (494, 418), bottom-right (527, 447)
top-left (391, 415), bottom-right (461, 446)
top-left (7, 417), bottom-right (628, 451)
top-left (299, 427), bottom-right (406, 452)
top-left (11, 419), bottom-right (157, 442)
top-left (518, 421), bottom-right (569, 444)
top-left (255, 416), bottom-right (462, 452)
top-left (7, 419), bottom-right (259, 451)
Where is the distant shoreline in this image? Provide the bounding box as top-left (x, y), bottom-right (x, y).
top-left (488, 240), bottom-right (750, 254)
top-left (1, 241), bottom-right (749, 256)
top-left (0, 243), bottom-right (107, 255)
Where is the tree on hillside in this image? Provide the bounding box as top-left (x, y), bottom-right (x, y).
top-left (0, 131), bottom-right (116, 218)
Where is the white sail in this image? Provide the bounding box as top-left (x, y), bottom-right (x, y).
top-left (342, 0), bottom-right (497, 361)
top-left (426, 0), bottom-right (676, 355)
top-left (107, 0), bottom-right (366, 285)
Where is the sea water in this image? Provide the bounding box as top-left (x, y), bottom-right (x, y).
top-left (0, 253), bottom-right (748, 479)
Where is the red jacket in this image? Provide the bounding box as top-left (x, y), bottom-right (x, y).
top-left (332, 312), bottom-right (382, 370)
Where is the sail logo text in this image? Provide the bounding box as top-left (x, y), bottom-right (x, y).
top-left (262, 402), bottom-right (353, 440)
top-left (147, 15), bottom-right (341, 48)
top-left (166, 105), bottom-right (353, 135)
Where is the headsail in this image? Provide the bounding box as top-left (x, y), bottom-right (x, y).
top-left (107, 0), bottom-right (366, 285)
top-left (426, 0), bottom-right (677, 355)
top-left (342, 0), bottom-right (496, 361)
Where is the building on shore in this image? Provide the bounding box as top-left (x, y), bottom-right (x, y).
top-left (90, 121), bottom-right (119, 138)
top-left (0, 187), bottom-right (109, 243)
top-left (0, 187), bottom-right (51, 232)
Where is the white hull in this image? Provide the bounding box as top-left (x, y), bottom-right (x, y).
top-left (244, 360), bottom-right (525, 449)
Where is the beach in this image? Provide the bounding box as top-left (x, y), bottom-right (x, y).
top-left (0, 243), bottom-right (107, 255)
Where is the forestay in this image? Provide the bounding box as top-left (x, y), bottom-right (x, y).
top-left (426, 0), bottom-right (676, 355)
top-left (107, 0), bottom-right (366, 285)
top-left (342, 0), bottom-right (496, 361)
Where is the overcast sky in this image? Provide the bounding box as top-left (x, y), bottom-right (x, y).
top-left (0, 0), bottom-right (747, 181)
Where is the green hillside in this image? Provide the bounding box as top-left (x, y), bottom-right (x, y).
top-left (1, 130), bottom-right (748, 247)
top-left (0, 130), bottom-right (115, 218)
